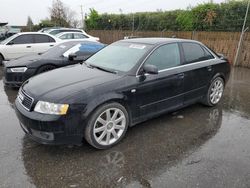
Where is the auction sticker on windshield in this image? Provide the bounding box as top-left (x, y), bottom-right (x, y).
top-left (129, 44), bottom-right (146, 49)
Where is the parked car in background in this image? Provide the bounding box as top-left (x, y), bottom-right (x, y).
top-left (14, 38), bottom-right (230, 149)
top-left (55, 32), bottom-right (99, 42)
top-left (4, 40), bottom-right (105, 87)
top-left (38, 27), bottom-right (63, 33)
top-left (44, 28), bottom-right (83, 35)
top-left (0, 32), bottom-right (61, 64)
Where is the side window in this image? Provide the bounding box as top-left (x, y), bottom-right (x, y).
top-left (10, 35), bottom-right (34, 44)
top-left (48, 36), bottom-right (56, 42)
top-left (144, 43), bottom-right (180, 70)
top-left (182, 43), bottom-right (214, 64)
top-left (50, 30), bottom-right (60, 35)
top-left (34, 34), bottom-right (52, 43)
top-left (60, 33), bottom-right (73, 39)
top-left (74, 33), bottom-right (88, 39)
top-left (202, 47), bottom-right (214, 60)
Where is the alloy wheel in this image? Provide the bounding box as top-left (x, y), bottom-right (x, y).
top-left (93, 108), bottom-right (126, 146)
top-left (210, 79), bottom-right (224, 104)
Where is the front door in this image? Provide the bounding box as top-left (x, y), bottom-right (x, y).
top-left (135, 43), bottom-right (184, 118)
top-left (5, 34), bottom-right (34, 59)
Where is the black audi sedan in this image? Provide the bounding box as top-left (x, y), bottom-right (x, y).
top-left (3, 40), bottom-right (105, 87)
top-left (14, 38), bottom-right (230, 149)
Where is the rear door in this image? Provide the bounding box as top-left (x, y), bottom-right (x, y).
top-left (4, 34), bottom-right (34, 59)
top-left (32, 34), bottom-right (56, 54)
top-left (180, 42), bottom-right (215, 104)
top-left (135, 43), bottom-right (184, 118)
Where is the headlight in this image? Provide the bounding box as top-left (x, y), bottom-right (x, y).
top-left (34, 101), bottom-right (69, 115)
top-left (10, 67), bottom-right (27, 72)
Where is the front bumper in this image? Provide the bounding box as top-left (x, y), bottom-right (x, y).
top-left (14, 98), bottom-right (84, 145)
top-left (3, 67), bottom-right (36, 88)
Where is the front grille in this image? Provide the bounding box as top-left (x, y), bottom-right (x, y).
top-left (5, 71), bottom-right (24, 83)
top-left (13, 75), bottom-right (23, 82)
top-left (17, 89), bottom-right (34, 111)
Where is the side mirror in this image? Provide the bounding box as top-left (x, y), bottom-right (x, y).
top-left (7, 41), bottom-right (14, 45)
top-left (68, 53), bottom-right (77, 61)
top-left (143, 64), bottom-right (158, 75)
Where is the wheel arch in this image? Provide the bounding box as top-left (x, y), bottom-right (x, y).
top-left (82, 93), bottom-right (132, 127)
top-left (211, 72), bottom-right (226, 84)
top-left (0, 53), bottom-right (4, 60)
top-left (35, 63), bottom-right (57, 74)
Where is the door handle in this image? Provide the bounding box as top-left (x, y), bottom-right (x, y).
top-left (177, 73), bottom-right (185, 79)
top-left (207, 66), bottom-right (212, 71)
top-left (49, 45), bottom-right (54, 47)
top-left (26, 46), bottom-right (31, 48)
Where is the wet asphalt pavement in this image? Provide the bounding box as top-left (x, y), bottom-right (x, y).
top-left (0, 67), bottom-right (250, 188)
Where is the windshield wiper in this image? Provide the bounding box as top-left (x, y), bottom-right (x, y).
top-left (81, 61), bottom-right (94, 69)
top-left (90, 65), bottom-right (117, 74)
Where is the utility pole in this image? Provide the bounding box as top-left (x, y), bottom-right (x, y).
top-left (132, 13), bottom-right (135, 36)
top-left (80, 5), bottom-right (85, 30)
top-left (234, 0), bottom-right (250, 66)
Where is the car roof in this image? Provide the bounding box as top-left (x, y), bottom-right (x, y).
top-left (59, 40), bottom-right (103, 46)
top-left (17, 32), bottom-right (52, 35)
top-left (49, 28), bottom-right (82, 31)
top-left (120, 37), bottom-right (200, 45)
top-left (16, 32), bottom-right (57, 38)
top-left (56, 32), bottom-right (85, 36)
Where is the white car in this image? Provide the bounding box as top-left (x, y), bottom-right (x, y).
top-left (55, 32), bottom-right (99, 42)
top-left (0, 32), bottom-right (61, 64)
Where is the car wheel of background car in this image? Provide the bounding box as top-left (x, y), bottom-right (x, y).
top-left (202, 77), bottom-right (224, 106)
top-left (37, 65), bottom-right (56, 74)
top-left (0, 54), bottom-right (4, 65)
top-left (85, 102), bottom-right (129, 149)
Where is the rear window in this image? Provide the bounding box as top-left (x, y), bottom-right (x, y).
top-left (182, 42), bottom-right (214, 64)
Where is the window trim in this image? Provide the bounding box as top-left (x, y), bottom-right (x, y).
top-left (136, 42), bottom-right (217, 77)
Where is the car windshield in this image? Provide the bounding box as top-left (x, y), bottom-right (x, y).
top-left (86, 42), bottom-right (151, 72)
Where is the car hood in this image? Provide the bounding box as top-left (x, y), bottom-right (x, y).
top-left (22, 64), bottom-right (122, 103)
top-left (5, 54), bottom-right (43, 67)
top-left (5, 54), bottom-right (64, 68)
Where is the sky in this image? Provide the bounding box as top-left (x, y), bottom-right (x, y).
top-left (0, 0), bottom-right (226, 25)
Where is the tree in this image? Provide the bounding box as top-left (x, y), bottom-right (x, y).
top-left (39, 19), bottom-right (54, 28)
top-left (192, 3), bottom-right (219, 30)
top-left (49, 0), bottom-right (78, 27)
top-left (26, 16), bottom-right (34, 31)
top-left (86, 9), bottom-right (100, 30)
top-left (49, 0), bottom-right (69, 27)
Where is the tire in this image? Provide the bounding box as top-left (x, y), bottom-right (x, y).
top-left (37, 65), bottom-right (55, 74)
top-left (202, 77), bottom-right (224, 106)
top-left (85, 102), bottom-right (129, 149)
top-left (0, 54), bottom-right (4, 66)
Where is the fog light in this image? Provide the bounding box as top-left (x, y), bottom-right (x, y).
top-left (31, 129), bottom-right (54, 141)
